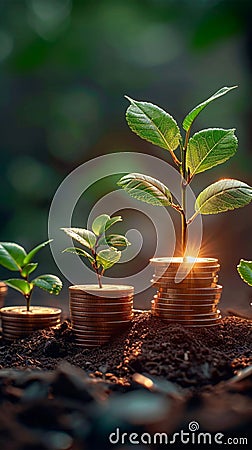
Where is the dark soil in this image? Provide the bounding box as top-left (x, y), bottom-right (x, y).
top-left (0, 312), bottom-right (251, 449)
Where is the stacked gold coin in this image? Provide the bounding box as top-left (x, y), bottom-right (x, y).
top-left (1, 306), bottom-right (61, 340)
top-left (150, 257), bottom-right (222, 327)
top-left (69, 285), bottom-right (134, 347)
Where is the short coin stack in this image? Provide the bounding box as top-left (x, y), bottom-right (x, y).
top-left (69, 285), bottom-right (134, 347)
top-left (150, 257), bottom-right (222, 327)
top-left (1, 306), bottom-right (61, 340)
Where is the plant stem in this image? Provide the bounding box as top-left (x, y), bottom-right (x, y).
top-left (26, 290), bottom-right (33, 312)
top-left (97, 273), bottom-right (102, 289)
top-left (180, 129), bottom-right (190, 256)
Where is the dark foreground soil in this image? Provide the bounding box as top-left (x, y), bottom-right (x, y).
top-left (0, 312), bottom-right (251, 449)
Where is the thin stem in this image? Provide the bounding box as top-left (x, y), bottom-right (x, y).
top-left (97, 273), bottom-right (102, 289)
top-left (170, 150), bottom-right (181, 166)
top-left (187, 210), bottom-right (199, 226)
top-left (26, 289), bottom-right (33, 312)
top-left (180, 128), bottom-right (191, 256)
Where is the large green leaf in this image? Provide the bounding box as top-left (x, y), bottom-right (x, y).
top-left (125, 97), bottom-right (181, 153)
top-left (104, 216), bottom-right (122, 231)
top-left (21, 263), bottom-right (38, 277)
top-left (32, 274), bottom-right (62, 295)
top-left (99, 234), bottom-right (131, 248)
top-left (63, 247), bottom-right (95, 263)
top-left (237, 259), bottom-right (252, 286)
top-left (96, 247), bottom-right (121, 270)
top-left (61, 228), bottom-right (96, 249)
top-left (4, 279), bottom-right (32, 295)
top-left (0, 243), bottom-right (27, 271)
top-left (92, 214), bottom-right (110, 236)
top-left (195, 179), bottom-right (252, 215)
top-left (23, 239), bottom-right (52, 265)
top-left (118, 173), bottom-right (173, 206)
top-left (187, 128), bottom-right (238, 176)
top-left (183, 86), bottom-right (237, 131)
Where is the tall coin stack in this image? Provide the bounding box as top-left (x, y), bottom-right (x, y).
top-left (150, 257), bottom-right (222, 327)
top-left (69, 285), bottom-right (134, 347)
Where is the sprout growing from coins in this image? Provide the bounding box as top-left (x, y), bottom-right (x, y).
top-left (61, 214), bottom-right (131, 288)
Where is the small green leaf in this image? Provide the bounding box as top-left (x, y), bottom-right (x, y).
top-left (237, 259), bottom-right (252, 286)
top-left (61, 228), bottom-right (96, 249)
top-left (97, 247), bottom-right (121, 270)
top-left (118, 173), bottom-right (173, 206)
top-left (187, 128), bottom-right (238, 176)
top-left (23, 239), bottom-right (52, 265)
top-left (92, 214), bottom-right (110, 236)
top-left (21, 263), bottom-right (38, 277)
top-left (32, 275), bottom-right (62, 295)
top-left (63, 247), bottom-right (95, 263)
top-left (99, 234), bottom-right (131, 248)
top-left (183, 86), bottom-right (237, 131)
top-left (125, 97), bottom-right (182, 153)
top-left (4, 279), bottom-right (32, 295)
top-left (195, 179), bottom-right (252, 215)
top-left (104, 216), bottom-right (122, 231)
top-left (0, 243), bottom-right (27, 271)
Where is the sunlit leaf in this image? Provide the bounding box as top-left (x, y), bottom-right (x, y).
top-left (97, 247), bottom-right (121, 270)
top-left (21, 263), bottom-right (38, 277)
top-left (99, 234), bottom-right (131, 248)
top-left (118, 173), bottom-right (172, 206)
top-left (32, 274), bottom-right (62, 295)
top-left (187, 128), bottom-right (238, 176)
top-left (125, 97), bottom-right (182, 153)
top-left (237, 259), bottom-right (252, 286)
top-left (23, 239), bottom-right (52, 265)
top-left (183, 86), bottom-right (237, 131)
top-left (0, 242), bottom-right (27, 271)
top-left (4, 278), bottom-right (32, 295)
top-left (61, 228), bottom-right (96, 249)
top-left (195, 179), bottom-right (252, 215)
top-left (92, 214), bottom-right (110, 236)
top-left (104, 216), bottom-right (122, 231)
top-left (63, 247), bottom-right (95, 263)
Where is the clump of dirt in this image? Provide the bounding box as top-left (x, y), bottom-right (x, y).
top-left (0, 312), bottom-right (251, 390)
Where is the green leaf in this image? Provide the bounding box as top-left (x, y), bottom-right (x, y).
top-left (99, 234), bottom-right (131, 248)
top-left (4, 279), bottom-right (32, 295)
top-left (97, 247), bottom-right (121, 270)
top-left (63, 247), bottom-right (95, 263)
top-left (92, 214), bottom-right (110, 236)
top-left (21, 263), bottom-right (38, 277)
top-left (23, 239), bottom-right (52, 265)
top-left (237, 259), bottom-right (252, 286)
top-left (195, 179), bottom-right (252, 215)
top-left (125, 97), bottom-right (182, 153)
top-left (104, 216), bottom-right (122, 231)
top-left (118, 173), bottom-right (173, 206)
top-left (187, 128), bottom-right (238, 176)
top-left (32, 275), bottom-right (62, 295)
top-left (183, 86), bottom-right (237, 131)
top-left (61, 228), bottom-right (96, 249)
top-left (0, 243), bottom-right (27, 271)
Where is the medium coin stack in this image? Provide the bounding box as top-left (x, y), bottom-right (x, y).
top-left (69, 284), bottom-right (134, 347)
top-left (1, 306), bottom-right (61, 340)
top-left (150, 257), bottom-right (222, 327)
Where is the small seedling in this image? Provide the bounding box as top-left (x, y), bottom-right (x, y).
top-left (237, 259), bottom-right (252, 286)
top-left (118, 86), bottom-right (252, 255)
top-left (0, 240), bottom-right (62, 311)
top-left (61, 214), bottom-right (131, 288)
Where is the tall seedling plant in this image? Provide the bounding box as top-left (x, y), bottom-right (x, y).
top-left (118, 87), bottom-right (252, 255)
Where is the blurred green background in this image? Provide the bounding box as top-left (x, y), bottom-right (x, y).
top-left (0, 0), bottom-right (252, 313)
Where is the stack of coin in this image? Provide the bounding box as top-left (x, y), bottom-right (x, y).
top-left (0, 282), bottom-right (7, 308)
top-left (150, 257), bottom-right (222, 327)
top-left (1, 306), bottom-right (61, 340)
top-left (69, 284), bottom-right (134, 347)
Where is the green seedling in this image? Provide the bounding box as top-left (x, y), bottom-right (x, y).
top-left (61, 214), bottom-right (131, 288)
top-left (0, 240), bottom-right (62, 311)
top-left (237, 259), bottom-right (252, 286)
top-left (118, 86), bottom-right (252, 255)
